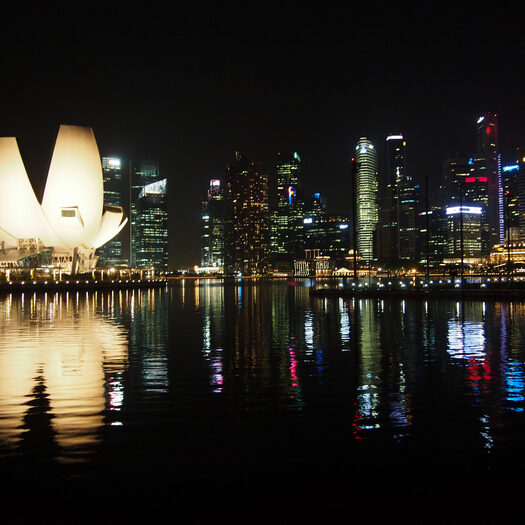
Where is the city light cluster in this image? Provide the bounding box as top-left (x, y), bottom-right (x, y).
top-left (198, 113), bottom-right (523, 278)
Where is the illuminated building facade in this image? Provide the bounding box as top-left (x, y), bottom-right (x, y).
top-left (355, 137), bottom-right (378, 262)
top-left (378, 135), bottom-right (418, 264)
top-left (130, 160), bottom-right (164, 267)
top-left (134, 179), bottom-right (168, 270)
top-left (445, 205), bottom-right (483, 261)
top-left (515, 149), bottom-right (525, 240)
top-left (502, 163), bottom-right (520, 241)
top-left (476, 113), bottom-right (503, 249)
top-left (224, 151), bottom-right (270, 275)
top-left (301, 213), bottom-right (351, 261)
top-left (201, 179), bottom-right (225, 269)
top-left (0, 125), bottom-right (127, 274)
top-left (97, 157), bottom-right (129, 266)
top-left (441, 154), bottom-right (489, 257)
top-left (269, 152), bottom-right (302, 264)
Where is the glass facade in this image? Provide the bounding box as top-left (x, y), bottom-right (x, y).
top-left (224, 151), bottom-right (269, 276)
top-left (201, 179), bottom-right (225, 268)
top-left (476, 113), bottom-right (503, 248)
top-left (97, 157), bottom-right (128, 266)
top-left (378, 135), bottom-right (418, 264)
top-left (130, 160), bottom-right (166, 268)
top-left (355, 137), bottom-right (378, 262)
top-left (269, 152), bottom-right (302, 263)
top-left (134, 179), bottom-right (168, 270)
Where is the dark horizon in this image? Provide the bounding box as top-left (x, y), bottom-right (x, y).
top-left (1, 4), bottom-right (523, 268)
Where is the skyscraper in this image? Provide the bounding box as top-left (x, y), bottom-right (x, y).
top-left (502, 163), bottom-right (520, 242)
top-left (441, 154), bottom-right (489, 255)
top-left (355, 137), bottom-right (378, 262)
top-left (224, 151), bottom-right (269, 276)
top-left (97, 156), bottom-right (128, 266)
top-left (378, 135), bottom-right (418, 264)
top-left (269, 152), bottom-right (302, 264)
top-left (134, 178), bottom-right (168, 270)
top-left (445, 205), bottom-right (483, 261)
top-left (130, 160), bottom-right (163, 267)
top-left (476, 112), bottom-right (503, 249)
top-left (201, 179), bottom-right (225, 268)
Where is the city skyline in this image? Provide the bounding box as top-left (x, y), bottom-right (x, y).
top-left (0, 4), bottom-right (522, 267)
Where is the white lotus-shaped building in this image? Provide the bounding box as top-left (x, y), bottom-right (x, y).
top-left (0, 125), bottom-right (127, 273)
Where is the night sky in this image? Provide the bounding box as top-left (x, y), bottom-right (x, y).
top-left (1, 4), bottom-right (523, 268)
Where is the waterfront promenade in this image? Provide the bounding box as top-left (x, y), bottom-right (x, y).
top-left (309, 277), bottom-right (525, 300)
top-left (0, 278), bottom-right (168, 293)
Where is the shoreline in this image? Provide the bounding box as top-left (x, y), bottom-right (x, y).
top-left (0, 279), bottom-right (168, 294)
top-left (309, 286), bottom-right (525, 301)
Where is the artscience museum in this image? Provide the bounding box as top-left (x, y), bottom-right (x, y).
top-left (0, 125), bottom-right (127, 274)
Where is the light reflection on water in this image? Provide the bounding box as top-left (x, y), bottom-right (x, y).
top-left (1, 281), bottom-right (525, 495)
top-left (0, 291), bottom-right (128, 461)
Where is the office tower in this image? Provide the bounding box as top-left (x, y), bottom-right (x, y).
top-left (302, 213), bottom-right (351, 261)
top-left (476, 113), bottom-right (503, 248)
top-left (97, 156), bottom-right (128, 266)
top-left (201, 179), bottom-right (225, 268)
top-left (445, 205), bottom-right (483, 261)
top-left (417, 204), bottom-right (447, 266)
top-left (130, 160), bottom-right (163, 267)
top-left (502, 162), bottom-right (520, 241)
top-left (355, 137), bottom-right (378, 262)
top-left (269, 152), bottom-right (302, 264)
top-left (378, 135), bottom-right (418, 264)
top-left (293, 192), bottom-right (326, 260)
top-left (442, 154), bottom-right (490, 255)
top-left (224, 151), bottom-right (270, 276)
top-left (515, 148), bottom-right (525, 240)
top-left (134, 178), bottom-right (168, 270)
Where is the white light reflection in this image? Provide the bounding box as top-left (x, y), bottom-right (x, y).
top-left (304, 310), bottom-right (314, 357)
top-left (447, 320), bottom-right (486, 361)
top-left (339, 298), bottom-right (350, 351)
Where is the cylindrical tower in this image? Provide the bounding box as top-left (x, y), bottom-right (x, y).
top-left (355, 137), bottom-right (378, 262)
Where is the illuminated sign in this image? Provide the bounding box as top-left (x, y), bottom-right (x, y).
top-left (288, 186), bottom-right (295, 205)
top-left (478, 176), bottom-right (487, 182)
top-left (107, 158), bottom-right (121, 167)
top-left (446, 206), bottom-right (482, 215)
top-left (465, 177), bottom-right (476, 183)
top-left (477, 116), bottom-right (485, 124)
top-left (338, 224), bottom-right (349, 229)
top-left (386, 135), bottom-right (403, 141)
top-left (503, 165), bottom-right (520, 172)
top-left (210, 179), bottom-right (221, 186)
top-left (303, 217), bottom-right (313, 224)
top-left (140, 178), bottom-right (167, 197)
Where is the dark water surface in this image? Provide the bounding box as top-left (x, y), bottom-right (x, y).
top-left (1, 280), bottom-right (524, 523)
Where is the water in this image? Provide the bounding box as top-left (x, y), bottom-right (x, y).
top-left (1, 281), bottom-right (524, 523)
